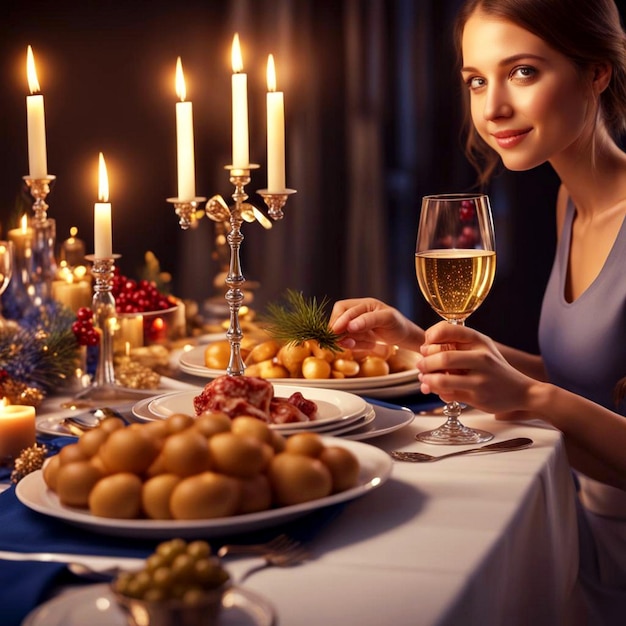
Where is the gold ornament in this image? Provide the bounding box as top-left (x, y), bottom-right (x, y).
top-left (10, 443), bottom-right (49, 484)
top-left (0, 379), bottom-right (44, 408)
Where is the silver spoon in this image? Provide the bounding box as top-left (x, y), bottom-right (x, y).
top-left (390, 437), bottom-right (533, 462)
top-left (62, 407), bottom-right (128, 435)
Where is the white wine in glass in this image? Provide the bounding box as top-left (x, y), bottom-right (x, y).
top-left (415, 193), bottom-right (496, 444)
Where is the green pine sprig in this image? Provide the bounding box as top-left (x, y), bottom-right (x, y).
top-left (261, 289), bottom-right (343, 352)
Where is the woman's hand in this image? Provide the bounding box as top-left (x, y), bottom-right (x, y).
top-left (329, 298), bottom-right (425, 354)
top-left (417, 321), bottom-right (536, 419)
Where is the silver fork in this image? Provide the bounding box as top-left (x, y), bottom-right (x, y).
top-left (237, 545), bottom-right (310, 583)
top-left (217, 534), bottom-right (301, 558)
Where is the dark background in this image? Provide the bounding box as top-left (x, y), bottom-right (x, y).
top-left (1, 0), bottom-right (623, 355)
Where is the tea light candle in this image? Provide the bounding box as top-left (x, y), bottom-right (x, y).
top-left (116, 314), bottom-right (144, 350)
top-left (0, 404), bottom-right (36, 462)
top-left (8, 214), bottom-right (33, 270)
top-left (94, 152), bottom-right (112, 258)
top-left (51, 277), bottom-right (91, 313)
top-left (26, 45), bottom-right (48, 179)
top-left (231, 34), bottom-right (249, 169)
top-left (61, 227), bottom-right (86, 267)
top-left (266, 54), bottom-right (286, 192)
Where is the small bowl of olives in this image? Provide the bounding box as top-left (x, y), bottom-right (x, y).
top-left (111, 538), bottom-right (231, 626)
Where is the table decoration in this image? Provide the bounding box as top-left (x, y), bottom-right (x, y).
top-left (9, 442), bottom-right (48, 484)
top-left (168, 36), bottom-right (296, 377)
top-left (59, 227), bottom-right (86, 268)
top-left (0, 403), bottom-right (36, 464)
top-left (0, 301), bottom-right (79, 406)
top-left (23, 46), bottom-right (58, 309)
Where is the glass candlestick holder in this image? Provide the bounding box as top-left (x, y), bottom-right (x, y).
top-left (24, 175), bottom-right (58, 306)
top-left (73, 254), bottom-right (154, 406)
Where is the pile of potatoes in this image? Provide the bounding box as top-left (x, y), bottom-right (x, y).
top-left (205, 338), bottom-right (412, 380)
top-left (42, 412), bottom-right (360, 520)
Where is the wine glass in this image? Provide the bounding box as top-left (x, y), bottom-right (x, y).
top-left (415, 193), bottom-right (496, 444)
top-left (0, 241), bottom-right (14, 327)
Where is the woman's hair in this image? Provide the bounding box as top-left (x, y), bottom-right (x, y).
top-left (454, 0), bottom-right (626, 188)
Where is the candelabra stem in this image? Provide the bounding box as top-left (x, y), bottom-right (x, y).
top-left (224, 172), bottom-right (250, 376)
top-left (74, 255), bottom-right (153, 405)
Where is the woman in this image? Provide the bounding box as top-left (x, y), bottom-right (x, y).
top-left (330, 0), bottom-right (626, 621)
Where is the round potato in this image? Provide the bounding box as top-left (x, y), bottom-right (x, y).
top-left (231, 416), bottom-right (273, 444)
top-left (77, 427), bottom-right (110, 458)
top-left (162, 428), bottom-right (212, 477)
top-left (194, 411), bottom-right (232, 438)
top-left (42, 454), bottom-right (61, 491)
top-left (141, 473), bottom-right (182, 520)
top-left (358, 356), bottom-right (390, 378)
top-left (99, 427), bottom-right (160, 474)
top-left (268, 452), bottom-right (333, 505)
top-left (209, 432), bottom-right (266, 478)
top-left (319, 446), bottom-right (360, 493)
top-left (89, 472), bottom-right (143, 518)
top-left (204, 340), bottom-right (231, 369)
top-left (55, 461), bottom-right (104, 508)
top-left (170, 472), bottom-right (241, 520)
top-left (285, 432), bottom-right (325, 457)
top-left (301, 356), bottom-right (332, 379)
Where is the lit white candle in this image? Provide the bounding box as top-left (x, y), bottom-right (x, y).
top-left (94, 152), bottom-right (113, 258)
top-left (266, 54), bottom-right (285, 192)
top-left (0, 403), bottom-right (36, 461)
top-left (175, 57), bottom-right (196, 201)
top-left (231, 34), bottom-right (249, 169)
top-left (26, 45), bottom-right (48, 179)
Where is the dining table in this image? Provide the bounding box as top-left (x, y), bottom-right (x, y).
top-left (0, 366), bottom-right (581, 626)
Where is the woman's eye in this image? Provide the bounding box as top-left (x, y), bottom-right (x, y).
top-left (465, 76), bottom-right (486, 90)
top-left (511, 66), bottom-right (537, 81)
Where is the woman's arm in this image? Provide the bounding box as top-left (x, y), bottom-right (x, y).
top-left (418, 321), bottom-right (626, 486)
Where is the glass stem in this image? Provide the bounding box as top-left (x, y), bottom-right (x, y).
top-left (443, 317), bottom-right (465, 423)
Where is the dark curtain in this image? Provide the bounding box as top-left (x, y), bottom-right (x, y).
top-left (3, 0), bottom-right (620, 354)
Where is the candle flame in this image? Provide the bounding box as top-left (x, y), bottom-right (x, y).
top-left (98, 152), bottom-right (109, 202)
top-left (231, 34), bottom-right (243, 73)
top-left (26, 45), bottom-right (41, 94)
top-left (175, 57), bottom-right (186, 102)
top-left (20, 214), bottom-right (28, 234)
top-left (267, 54), bottom-right (277, 92)
top-left (70, 226), bottom-right (78, 237)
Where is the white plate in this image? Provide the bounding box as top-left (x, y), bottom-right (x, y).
top-left (278, 405), bottom-right (376, 436)
top-left (144, 385), bottom-right (369, 431)
top-left (23, 583), bottom-right (276, 626)
top-left (179, 345), bottom-right (420, 391)
top-left (343, 404), bottom-right (415, 441)
top-left (15, 437), bottom-right (392, 539)
top-left (132, 398), bottom-right (377, 437)
top-left (356, 380), bottom-right (421, 399)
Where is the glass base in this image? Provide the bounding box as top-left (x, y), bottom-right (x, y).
top-left (416, 420), bottom-right (493, 445)
top-left (69, 383), bottom-right (155, 409)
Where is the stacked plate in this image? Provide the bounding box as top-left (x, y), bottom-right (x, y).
top-left (131, 385), bottom-right (415, 441)
top-left (178, 345), bottom-right (421, 399)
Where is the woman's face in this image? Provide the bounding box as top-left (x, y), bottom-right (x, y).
top-left (461, 10), bottom-right (596, 171)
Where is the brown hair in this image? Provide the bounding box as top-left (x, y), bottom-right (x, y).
top-left (454, 0), bottom-right (626, 188)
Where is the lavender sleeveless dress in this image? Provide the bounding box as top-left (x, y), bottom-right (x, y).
top-left (539, 198), bottom-right (626, 624)
top-left (538, 200), bottom-right (626, 415)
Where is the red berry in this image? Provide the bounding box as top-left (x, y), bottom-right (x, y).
top-left (459, 200), bottom-right (475, 222)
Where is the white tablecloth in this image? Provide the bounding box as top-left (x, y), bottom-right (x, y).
top-left (19, 398), bottom-right (580, 625)
top-left (222, 411), bottom-right (579, 626)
